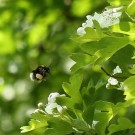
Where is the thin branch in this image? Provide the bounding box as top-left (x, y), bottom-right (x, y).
top-left (101, 67), bottom-right (127, 79)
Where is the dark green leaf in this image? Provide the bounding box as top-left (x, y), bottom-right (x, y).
top-left (44, 117), bottom-right (73, 135)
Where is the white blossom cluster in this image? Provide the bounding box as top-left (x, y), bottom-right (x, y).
top-left (77, 7), bottom-right (123, 36)
top-left (106, 66), bottom-right (122, 88)
top-left (34, 92), bottom-right (67, 116)
top-left (45, 92), bottom-right (67, 115)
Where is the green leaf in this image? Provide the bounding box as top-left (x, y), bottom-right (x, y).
top-left (44, 117), bottom-right (73, 135)
top-left (20, 112), bottom-right (48, 133)
top-left (107, 0), bottom-right (131, 6)
top-left (95, 37), bottom-right (129, 63)
top-left (94, 112), bottom-right (111, 135)
top-left (72, 27), bottom-right (106, 43)
top-left (111, 45), bottom-right (135, 66)
top-left (81, 84), bottom-right (95, 125)
top-left (56, 96), bottom-right (75, 109)
top-left (124, 76), bottom-right (135, 100)
top-left (81, 37), bottom-right (129, 64)
top-left (94, 101), bottom-right (115, 135)
top-left (62, 71), bottom-right (83, 103)
top-left (127, 0), bottom-right (135, 18)
top-left (110, 22), bottom-right (135, 38)
top-left (108, 117), bottom-right (135, 135)
top-left (80, 41), bottom-right (101, 55)
top-left (70, 53), bottom-right (95, 72)
top-left (93, 20), bottom-right (103, 38)
top-left (72, 119), bottom-right (89, 131)
top-left (82, 105), bottom-right (95, 126)
top-left (95, 101), bottom-right (115, 113)
top-left (20, 119), bottom-right (48, 133)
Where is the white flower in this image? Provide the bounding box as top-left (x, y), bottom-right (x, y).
top-left (113, 66), bottom-right (122, 75)
top-left (38, 102), bottom-right (44, 108)
top-left (77, 7), bottom-right (123, 36)
top-left (45, 92), bottom-right (67, 115)
top-left (77, 27), bottom-right (86, 36)
top-left (48, 92), bottom-right (60, 103)
top-left (45, 103), bottom-right (67, 114)
top-left (45, 103), bottom-right (58, 114)
top-left (106, 82), bottom-right (111, 89)
top-left (34, 109), bottom-right (40, 113)
top-left (57, 105), bottom-right (67, 113)
top-left (108, 77), bottom-right (118, 85)
top-left (48, 92), bottom-right (65, 103)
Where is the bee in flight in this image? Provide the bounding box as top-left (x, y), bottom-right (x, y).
top-left (30, 65), bottom-right (50, 83)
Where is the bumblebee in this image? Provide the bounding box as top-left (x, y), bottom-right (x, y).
top-left (30, 65), bottom-right (50, 83)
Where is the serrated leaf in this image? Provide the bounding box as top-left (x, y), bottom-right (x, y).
top-left (20, 119), bottom-right (48, 133)
top-left (108, 117), bottom-right (135, 135)
top-left (62, 72), bottom-right (83, 102)
top-left (20, 112), bottom-right (48, 133)
top-left (70, 53), bottom-right (95, 72)
top-left (71, 27), bottom-right (105, 43)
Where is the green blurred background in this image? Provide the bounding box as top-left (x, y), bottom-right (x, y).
top-left (0, 0), bottom-right (107, 134)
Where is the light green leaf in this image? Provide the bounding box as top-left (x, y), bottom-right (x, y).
top-left (20, 119), bottom-right (48, 133)
top-left (70, 53), bottom-right (95, 72)
top-left (110, 22), bottom-right (135, 38)
top-left (95, 101), bottom-right (115, 113)
top-left (127, 0), bottom-right (135, 18)
top-left (108, 117), bottom-right (135, 135)
top-left (62, 72), bottom-right (83, 102)
top-left (20, 112), bottom-right (48, 133)
top-left (72, 27), bottom-right (106, 43)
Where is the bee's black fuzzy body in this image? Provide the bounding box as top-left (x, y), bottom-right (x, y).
top-left (30, 65), bottom-right (50, 83)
